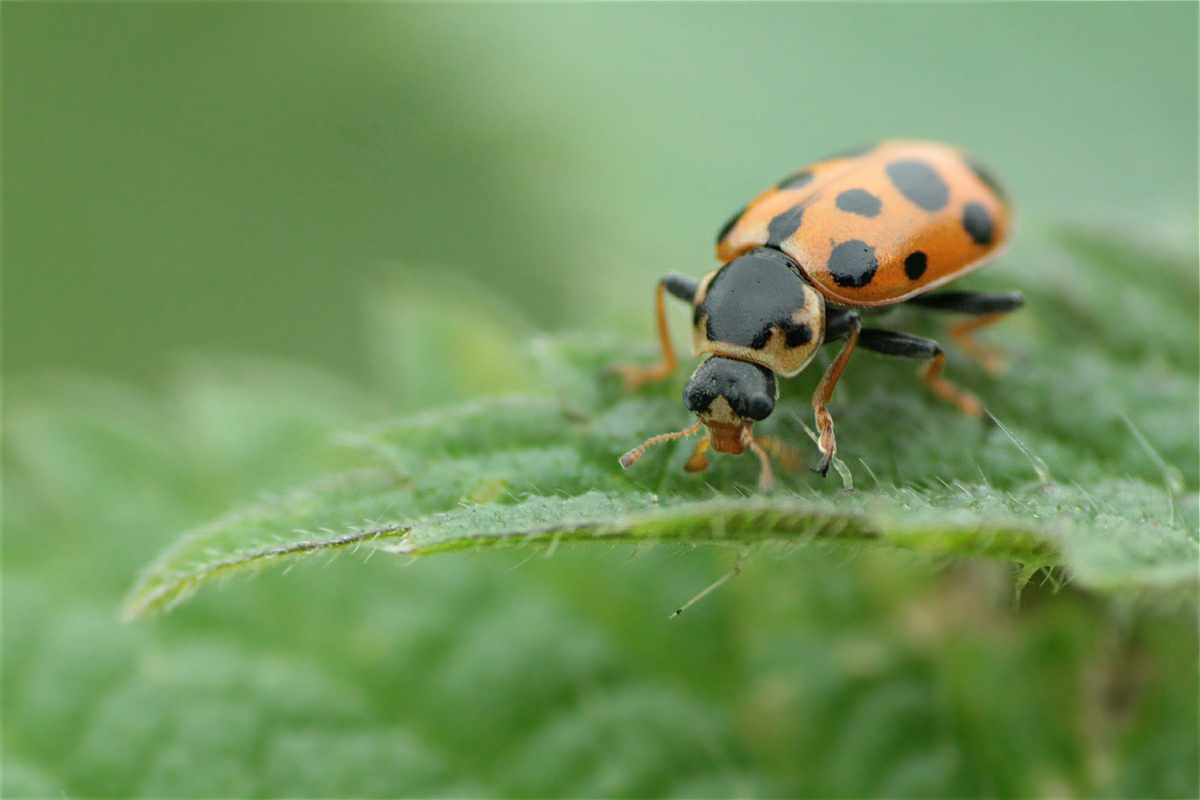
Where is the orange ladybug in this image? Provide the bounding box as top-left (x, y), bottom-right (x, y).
top-left (619, 140), bottom-right (1024, 490)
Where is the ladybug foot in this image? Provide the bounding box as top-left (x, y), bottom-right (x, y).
top-left (955, 392), bottom-right (986, 418)
top-left (740, 425), bottom-right (775, 493)
top-left (614, 362), bottom-right (673, 391)
top-left (757, 435), bottom-right (801, 473)
top-left (810, 405), bottom-right (839, 478)
top-left (684, 437), bottom-right (711, 472)
top-left (929, 380), bottom-right (985, 418)
top-left (920, 352), bottom-right (986, 418)
top-left (960, 341), bottom-right (1006, 377)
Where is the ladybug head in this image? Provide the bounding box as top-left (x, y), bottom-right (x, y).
top-left (617, 355), bottom-right (780, 489)
top-left (683, 356), bottom-right (777, 453)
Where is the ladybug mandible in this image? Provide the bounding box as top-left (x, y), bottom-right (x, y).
top-left (618, 140), bottom-right (1024, 491)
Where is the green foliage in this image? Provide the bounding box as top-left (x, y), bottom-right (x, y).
top-left (6, 229), bottom-right (1199, 797)
top-left (123, 229), bottom-right (1199, 617)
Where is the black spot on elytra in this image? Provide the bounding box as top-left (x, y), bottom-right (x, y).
top-left (962, 202), bottom-right (994, 245)
top-left (749, 327), bottom-right (772, 349)
top-left (886, 160), bottom-right (949, 212)
top-left (828, 240), bottom-right (878, 288)
top-left (962, 152), bottom-right (1007, 202)
top-left (904, 251), bottom-right (927, 280)
top-left (783, 321), bottom-right (812, 347)
top-left (766, 203), bottom-right (807, 247)
top-left (776, 169), bottom-right (813, 191)
top-left (835, 188), bottom-right (882, 217)
top-left (716, 206), bottom-right (746, 245)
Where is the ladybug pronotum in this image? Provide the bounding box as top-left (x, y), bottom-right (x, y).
top-left (619, 140), bottom-right (1024, 491)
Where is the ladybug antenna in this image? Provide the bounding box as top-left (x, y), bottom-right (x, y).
top-left (619, 419), bottom-right (703, 469)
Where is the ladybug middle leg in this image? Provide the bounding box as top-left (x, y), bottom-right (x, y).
top-left (905, 291), bottom-right (1025, 375)
top-left (811, 310), bottom-right (991, 476)
top-left (854, 327), bottom-right (984, 418)
top-left (618, 274), bottom-right (700, 389)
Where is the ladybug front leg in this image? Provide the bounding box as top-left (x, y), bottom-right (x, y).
top-left (684, 435), bottom-right (711, 473)
top-left (618, 274), bottom-right (700, 390)
top-left (856, 328), bottom-right (984, 418)
top-left (754, 435), bottom-right (801, 473)
top-left (811, 310), bottom-right (862, 476)
top-left (905, 291), bottom-right (1024, 375)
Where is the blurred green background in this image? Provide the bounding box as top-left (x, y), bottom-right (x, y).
top-left (5, 3), bottom-right (1198, 798)
top-left (7, 2), bottom-right (1197, 386)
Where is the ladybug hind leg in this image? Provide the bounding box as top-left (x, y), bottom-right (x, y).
top-left (617, 274), bottom-right (700, 390)
top-left (905, 291), bottom-right (1025, 376)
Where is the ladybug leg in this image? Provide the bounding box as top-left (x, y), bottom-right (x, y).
top-left (684, 435), bottom-right (711, 473)
top-left (948, 314), bottom-right (1012, 376)
top-left (905, 291), bottom-right (1024, 375)
top-left (741, 424), bottom-right (775, 493)
top-left (618, 274), bottom-right (700, 389)
top-left (811, 310), bottom-right (862, 476)
top-left (685, 431), bottom-right (792, 481)
top-left (754, 435), bottom-right (801, 473)
top-left (856, 328), bottom-right (984, 418)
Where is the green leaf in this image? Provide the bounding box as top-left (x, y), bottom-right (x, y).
top-left (124, 226), bottom-right (1200, 618)
top-left (9, 227), bottom-right (1198, 799)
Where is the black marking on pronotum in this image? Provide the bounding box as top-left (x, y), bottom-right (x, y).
top-left (716, 206), bottom-right (747, 244)
top-left (683, 356), bottom-right (777, 420)
top-left (746, 320), bottom-right (812, 350)
top-left (886, 160), bottom-right (949, 212)
top-left (962, 202), bottom-right (994, 245)
top-left (827, 239), bottom-right (879, 288)
top-left (783, 321), bottom-right (812, 347)
top-left (697, 247), bottom-right (811, 349)
top-left (962, 152), bottom-right (1007, 202)
top-left (776, 169), bottom-right (814, 191)
top-left (835, 188), bottom-right (882, 218)
top-left (766, 203), bottom-right (807, 248)
top-left (904, 251), bottom-right (928, 280)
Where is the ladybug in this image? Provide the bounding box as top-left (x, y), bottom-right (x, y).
top-left (618, 140), bottom-right (1024, 490)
